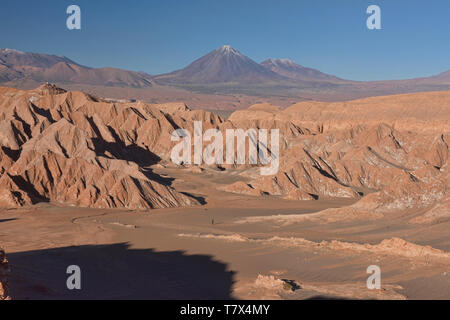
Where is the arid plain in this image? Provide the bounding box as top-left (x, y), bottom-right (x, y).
top-left (0, 84), bottom-right (449, 300)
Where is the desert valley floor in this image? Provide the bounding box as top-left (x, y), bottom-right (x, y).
top-left (0, 85), bottom-right (449, 300)
top-left (1, 163), bottom-right (450, 300)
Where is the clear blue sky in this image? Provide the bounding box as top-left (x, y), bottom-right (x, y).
top-left (1, 0), bottom-right (449, 80)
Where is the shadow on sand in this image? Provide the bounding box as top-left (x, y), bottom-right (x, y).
top-left (7, 243), bottom-right (235, 300)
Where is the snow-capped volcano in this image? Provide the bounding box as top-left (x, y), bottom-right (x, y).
top-left (218, 45), bottom-right (242, 55)
top-left (154, 45), bottom-right (285, 85)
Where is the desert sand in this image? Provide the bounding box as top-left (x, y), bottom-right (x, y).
top-left (0, 85), bottom-right (449, 299)
top-left (1, 166), bottom-right (449, 299)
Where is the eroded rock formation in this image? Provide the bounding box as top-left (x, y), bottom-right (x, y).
top-left (0, 247), bottom-right (9, 300)
top-left (223, 92), bottom-right (450, 222)
top-left (0, 84), bottom-right (449, 220)
top-left (0, 84), bottom-right (223, 209)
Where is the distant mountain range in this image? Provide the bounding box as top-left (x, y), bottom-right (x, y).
top-left (0, 46), bottom-right (449, 99)
top-left (153, 46), bottom-right (450, 96)
top-left (0, 48), bottom-right (153, 88)
top-left (153, 46), bottom-right (351, 93)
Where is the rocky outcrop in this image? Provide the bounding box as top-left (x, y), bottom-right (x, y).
top-left (0, 247), bottom-right (9, 300)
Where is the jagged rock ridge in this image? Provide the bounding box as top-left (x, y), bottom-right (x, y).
top-left (223, 92), bottom-right (450, 222)
top-left (0, 84), bottom-right (222, 209)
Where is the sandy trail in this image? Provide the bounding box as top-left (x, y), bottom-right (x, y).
top-left (0, 166), bottom-right (449, 299)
